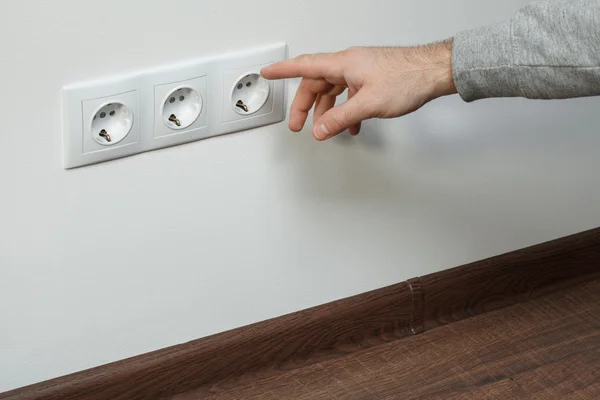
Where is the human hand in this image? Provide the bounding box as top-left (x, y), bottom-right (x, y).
top-left (261, 42), bottom-right (457, 141)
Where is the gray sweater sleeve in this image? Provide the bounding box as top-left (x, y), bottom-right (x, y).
top-left (452, 0), bottom-right (600, 102)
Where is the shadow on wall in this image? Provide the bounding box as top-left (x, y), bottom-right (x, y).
top-left (266, 94), bottom-right (600, 251)
top-left (270, 122), bottom-right (409, 204)
top-left (408, 95), bottom-right (600, 160)
top-left (271, 95), bottom-right (600, 203)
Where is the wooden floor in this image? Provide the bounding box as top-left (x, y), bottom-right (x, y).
top-left (172, 279), bottom-right (600, 400)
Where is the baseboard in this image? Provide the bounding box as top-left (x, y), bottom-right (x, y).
top-left (3, 227), bottom-right (600, 400)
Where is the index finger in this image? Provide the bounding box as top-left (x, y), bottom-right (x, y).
top-left (261, 53), bottom-right (343, 80)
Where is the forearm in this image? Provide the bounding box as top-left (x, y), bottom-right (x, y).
top-left (452, 0), bottom-right (600, 102)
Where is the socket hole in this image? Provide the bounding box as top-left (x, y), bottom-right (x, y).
top-left (231, 73), bottom-right (270, 115)
top-left (91, 102), bottom-right (133, 146)
top-left (162, 87), bottom-right (202, 130)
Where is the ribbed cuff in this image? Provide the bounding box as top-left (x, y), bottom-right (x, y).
top-left (452, 21), bottom-right (522, 102)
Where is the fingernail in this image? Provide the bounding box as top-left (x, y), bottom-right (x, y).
top-left (314, 124), bottom-right (329, 140)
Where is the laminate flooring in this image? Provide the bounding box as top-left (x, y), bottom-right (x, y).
top-left (172, 279), bottom-right (600, 400)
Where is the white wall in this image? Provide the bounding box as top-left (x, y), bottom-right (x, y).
top-left (2, 0), bottom-right (600, 392)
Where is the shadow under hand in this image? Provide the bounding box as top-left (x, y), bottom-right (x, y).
top-left (271, 117), bottom-right (421, 207)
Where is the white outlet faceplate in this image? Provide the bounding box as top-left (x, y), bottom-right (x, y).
top-left (62, 42), bottom-right (287, 169)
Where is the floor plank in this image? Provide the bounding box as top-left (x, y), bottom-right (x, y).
top-left (172, 279), bottom-right (600, 399)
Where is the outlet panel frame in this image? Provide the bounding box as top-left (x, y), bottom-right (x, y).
top-left (62, 42), bottom-right (287, 169)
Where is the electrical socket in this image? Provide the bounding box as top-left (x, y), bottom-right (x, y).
top-left (83, 91), bottom-right (138, 152)
top-left (223, 66), bottom-right (273, 123)
top-left (153, 76), bottom-right (208, 138)
top-left (63, 76), bottom-right (142, 168)
top-left (62, 42), bottom-right (287, 169)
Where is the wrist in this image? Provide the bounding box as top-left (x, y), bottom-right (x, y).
top-left (425, 40), bottom-right (457, 99)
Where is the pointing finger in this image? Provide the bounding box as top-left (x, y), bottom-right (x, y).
top-left (261, 53), bottom-right (343, 80)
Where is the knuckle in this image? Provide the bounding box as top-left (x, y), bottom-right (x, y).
top-left (294, 54), bottom-right (310, 63)
top-left (337, 49), bottom-right (351, 58)
top-left (361, 93), bottom-right (385, 117)
top-left (345, 46), bottom-right (362, 54)
top-left (364, 101), bottom-right (381, 118)
top-left (328, 110), bottom-right (350, 131)
top-left (295, 53), bottom-right (320, 64)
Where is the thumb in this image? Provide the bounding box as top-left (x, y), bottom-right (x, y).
top-left (313, 90), bottom-right (376, 140)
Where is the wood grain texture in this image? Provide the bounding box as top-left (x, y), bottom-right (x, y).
top-left (420, 227), bottom-right (600, 331)
top-left (0, 282), bottom-right (414, 400)
top-left (173, 279), bottom-right (600, 400)
top-left (2, 227), bottom-right (599, 400)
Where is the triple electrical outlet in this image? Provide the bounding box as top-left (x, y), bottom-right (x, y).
top-left (62, 42), bottom-right (287, 169)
